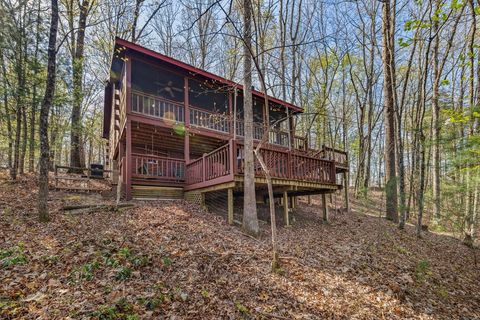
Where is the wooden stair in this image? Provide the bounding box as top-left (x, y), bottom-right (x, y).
top-left (132, 185), bottom-right (184, 200)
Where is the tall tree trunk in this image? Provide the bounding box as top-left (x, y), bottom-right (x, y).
top-left (20, 104), bottom-right (27, 174)
top-left (381, 0), bottom-right (398, 222)
top-left (38, 0), bottom-right (59, 221)
top-left (432, 0), bottom-right (441, 223)
top-left (70, 0), bottom-right (89, 170)
top-left (416, 132), bottom-right (426, 237)
top-left (29, 1), bottom-right (42, 173)
top-left (12, 91), bottom-right (22, 180)
top-left (1, 50), bottom-right (12, 169)
top-left (464, 0), bottom-right (476, 244)
top-left (242, 0), bottom-right (259, 236)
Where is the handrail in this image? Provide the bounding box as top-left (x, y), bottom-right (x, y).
top-left (131, 89), bottom-right (183, 107)
top-left (132, 154), bottom-right (185, 181)
top-left (189, 106), bottom-right (230, 133)
top-left (131, 90), bottom-right (185, 123)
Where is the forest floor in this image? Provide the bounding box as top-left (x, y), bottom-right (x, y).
top-left (1, 171), bottom-right (479, 319)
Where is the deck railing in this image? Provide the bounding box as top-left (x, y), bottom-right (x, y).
top-left (130, 142), bottom-right (338, 188)
top-left (186, 157), bottom-right (203, 184)
top-left (235, 143), bottom-right (335, 184)
top-left (131, 91), bottom-right (185, 123)
top-left (190, 107), bottom-right (230, 133)
top-left (132, 153), bottom-right (185, 182)
top-left (294, 135), bottom-right (307, 151)
top-left (268, 129), bottom-right (289, 147)
top-left (204, 143), bottom-right (231, 180)
top-left (320, 146), bottom-right (348, 168)
top-left (291, 154), bottom-right (336, 183)
top-left (236, 144), bottom-right (290, 179)
top-left (235, 119), bottom-right (265, 140)
top-left (186, 143), bottom-right (231, 185)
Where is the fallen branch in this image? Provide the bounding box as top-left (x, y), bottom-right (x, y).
top-left (62, 203), bottom-right (135, 215)
top-left (62, 203), bottom-right (134, 211)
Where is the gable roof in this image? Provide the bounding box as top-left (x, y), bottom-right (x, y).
top-left (114, 37), bottom-right (303, 113)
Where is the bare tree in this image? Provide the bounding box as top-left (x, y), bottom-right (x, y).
top-left (38, 0), bottom-right (59, 221)
top-left (242, 0), bottom-right (259, 236)
top-left (381, 0), bottom-right (398, 222)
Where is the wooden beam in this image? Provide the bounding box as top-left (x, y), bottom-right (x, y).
top-left (227, 188), bottom-right (233, 225)
top-left (322, 193), bottom-right (329, 223)
top-left (201, 192), bottom-right (206, 211)
top-left (283, 190), bottom-right (289, 226)
top-left (126, 57), bottom-right (132, 114)
top-left (126, 118), bottom-right (132, 200)
top-left (344, 171), bottom-right (350, 213)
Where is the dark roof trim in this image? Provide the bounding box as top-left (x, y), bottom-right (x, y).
top-left (115, 37), bottom-right (303, 113)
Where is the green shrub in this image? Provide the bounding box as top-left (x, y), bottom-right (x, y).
top-left (0, 245), bottom-right (27, 268)
top-left (415, 260), bottom-right (431, 282)
top-left (115, 267), bottom-right (132, 280)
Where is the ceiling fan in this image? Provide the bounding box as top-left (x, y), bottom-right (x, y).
top-left (155, 80), bottom-right (183, 98)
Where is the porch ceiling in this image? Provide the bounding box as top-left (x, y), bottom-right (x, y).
top-left (131, 121), bottom-right (184, 156)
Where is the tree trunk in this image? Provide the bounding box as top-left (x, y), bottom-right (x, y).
top-left (432, 0), bottom-right (441, 222)
top-left (1, 50), bottom-right (12, 169)
top-left (29, 2), bottom-right (42, 173)
top-left (20, 104), bottom-right (27, 174)
top-left (381, 0), bottom-right (398, 222)
top-left (69, 0), bottom-right (89, 170)
top-left (242, 0), bottom-right (259, 236)
top-left (38, 0), bottom-right (59, 222)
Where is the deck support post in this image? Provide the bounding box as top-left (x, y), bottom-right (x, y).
top-left (227, 188), bottom-right (234, 225)
top-left (344, 172), bottom-right (350, 213)
top-left (125, 119), bottom-right (132, 200)
top-left (283, 190), bottom-right (289, 226)
top-left (322, 193), bottom-right (329, 223)
top-left (201, 192), bottom-right (206, 211)
top-left (308, 195), bottom-right (312, 205)
top-left (184, 77), bottom-right (190, 164)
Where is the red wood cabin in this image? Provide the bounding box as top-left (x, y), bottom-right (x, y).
top-left (103, 38), bottom-right (348, 216)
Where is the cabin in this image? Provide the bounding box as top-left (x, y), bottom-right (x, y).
top-left (103, 38), bottom-right (348, 223)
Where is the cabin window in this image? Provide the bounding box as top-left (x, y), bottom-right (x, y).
top-left (131, 59), bottom-right (184, 103)
top-left (188, 79), bottom-right (228, 114)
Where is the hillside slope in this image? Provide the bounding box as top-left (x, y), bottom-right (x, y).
top-left (0, 173), bottom-right (479, 319)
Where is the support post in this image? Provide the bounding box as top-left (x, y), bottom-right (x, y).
top-left (308, 195), bottom-right (311, 205)
top-left (201, 192), bottom-right (206, 211)
top-left (125, 118), bottom-right (132, 200)
top-left (184, 77), bottom-right (190, 164)
top-left (184, 133), bottom-right (190, 164)
top-left (184, 77), bottom-right (190, 126)
top-left (125, 58), bottom-right (132, 114)
top-left (344, 171), bottom-right (350, 213)
top-left (228, 188), bottom-right (234, 225)
top-left (322, 193), bottom-right (329, 223)
top-left (283, 190), bottom-right (289, 226)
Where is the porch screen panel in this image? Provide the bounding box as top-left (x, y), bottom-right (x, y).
top-left (188, 79), bottom-right (228, 114)
top-left (235, 94), bottom-right (264, 124)
top-left (131, 59), bottom-right (184, 103)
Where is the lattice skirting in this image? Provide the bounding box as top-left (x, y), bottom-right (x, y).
top-left (184, 191), bottom-right (203, 205)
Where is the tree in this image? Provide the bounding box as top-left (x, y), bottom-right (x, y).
top-left (67, 0), bottom-right (92, 170)
top-left (38, 0), bottom-right (59, 221)
top-left (381, 0), bottom-right (398, 223)
top-left (242, 0), bottom-right (259, 236)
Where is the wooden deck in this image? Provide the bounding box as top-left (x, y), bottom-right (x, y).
top-left (130, 138), bottom-right (342, 193)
